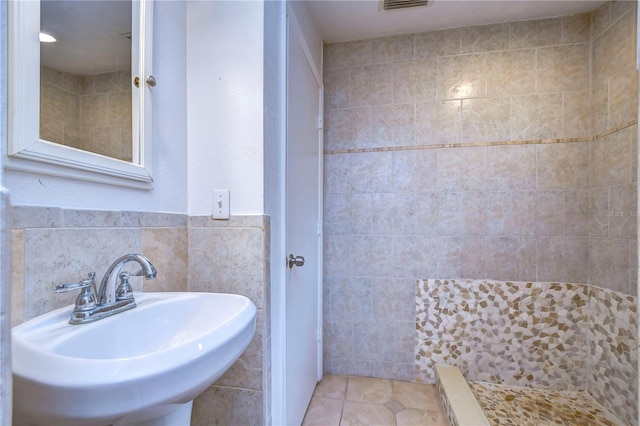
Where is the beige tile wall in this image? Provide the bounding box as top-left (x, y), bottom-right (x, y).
top-left (40, 66), bottom-right (81, 149)
top-left (9, 207), bottom-right (270, 425)
top-left (589, 1), bottom-right (638, 296)
top-left (40, 67), bottom-right (132, 161)
top-left (0, 190), bottom-right (12, 425)
top-left (322, 1), bottom-right (638, 381)
top-left (79, 70), bottom-right (132, 161)
top-left (189, 216), bottom-right (271, 426)
top-left (10, 206), bottom-right (188, 323)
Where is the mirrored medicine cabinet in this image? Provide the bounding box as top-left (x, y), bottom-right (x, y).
top-left (7, 0), bottom-right (154, 189)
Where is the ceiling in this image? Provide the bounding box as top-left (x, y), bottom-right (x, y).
top-left (305, 0), bottom-right (608, 43)
top-left (39, 0), bottom-right (608, 76)
top-left (40, 0), bottom-right (131, 76)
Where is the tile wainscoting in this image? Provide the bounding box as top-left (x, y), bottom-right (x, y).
top-left (10, 206), bottom-right (271, 425)
top-left (0, 190), bottom-right (12, 425)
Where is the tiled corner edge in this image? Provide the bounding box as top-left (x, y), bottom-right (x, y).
top-left (436, 370), bottom-right (458, 426)
top-left (435, 364), bottom-right (490, 426)
top-left (0, 189), bottom-right (13, 425)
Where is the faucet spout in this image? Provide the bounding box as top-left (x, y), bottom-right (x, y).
top-left (98, 254), bottom-right (157, 306)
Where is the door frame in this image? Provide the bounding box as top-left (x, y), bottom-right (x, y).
top-left (271, 2), bottom-right (323, 424)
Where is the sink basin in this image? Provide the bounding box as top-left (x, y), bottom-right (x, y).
top-left (12, 292), bottom-right (257, 426)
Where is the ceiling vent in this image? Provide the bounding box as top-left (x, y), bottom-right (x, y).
top-left (383, 0), bottom-right (430, 11)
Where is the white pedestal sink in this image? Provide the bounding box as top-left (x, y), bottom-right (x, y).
top-left (12, 292), bottom-right (257, 426)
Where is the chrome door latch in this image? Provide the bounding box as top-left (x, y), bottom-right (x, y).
top-left (288, 254), bottom-right (305, 269)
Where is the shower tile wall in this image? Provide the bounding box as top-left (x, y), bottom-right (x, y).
top-left (590, 1), bottom-right (638, 295)
top-left (40, 67), bottom-right (133, 161)
top-left (322, 0), bottom-right (638, 386)
top-left (416, 279), bottom-right (590, 389)
top-left (9, 207), bottom-right (270, 425)
top-left (588, 285), bottom-right (638, 424)
top-left (416, 278), bottom-right (637, 425)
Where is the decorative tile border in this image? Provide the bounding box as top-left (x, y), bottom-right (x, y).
top-left (324, 120), bottom-right (637, 155)
top-left (188, 214), bottom-right (267, 229)
top-left (11, 206), bottom-right (187, 229)
top-left (416, 279), bottom-right (638, 425)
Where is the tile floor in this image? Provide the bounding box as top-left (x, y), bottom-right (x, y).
top-left (302, 375), bottom-right (449, 426)
top-left (469, 381), bottom-right (624, 426)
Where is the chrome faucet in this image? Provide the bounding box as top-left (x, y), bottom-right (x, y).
top-left (55, 254), bottom-right (157, 324)
top-left (98, 253), bottom-right (157, 305)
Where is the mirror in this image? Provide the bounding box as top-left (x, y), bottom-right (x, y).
top-left (40, 0), bottom-right (133, 162)
top-left (7, 0), bottom-right (154, 189)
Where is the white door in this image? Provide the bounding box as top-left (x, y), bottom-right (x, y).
top-left (285, 11), bottom-right (322, 426)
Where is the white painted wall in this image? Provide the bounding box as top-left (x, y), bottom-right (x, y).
top-left (289, 1), bottom-right (323, 74)
top-left (3, 1), bottom-right (188, 213)
top-left (186, 1), bottom-right (265, 216)
top-left (4, 0), bottom-right (268, 217)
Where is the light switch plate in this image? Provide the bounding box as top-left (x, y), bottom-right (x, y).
top-left (212, 189), bottom-right (230, 220)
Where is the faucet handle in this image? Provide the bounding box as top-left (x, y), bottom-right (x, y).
top-left (55, 273), bottom-right (98, 313)
top-left (55, 272), bottom-right (96, 293)
top-left (116, 271), bottom-right (135, 301)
